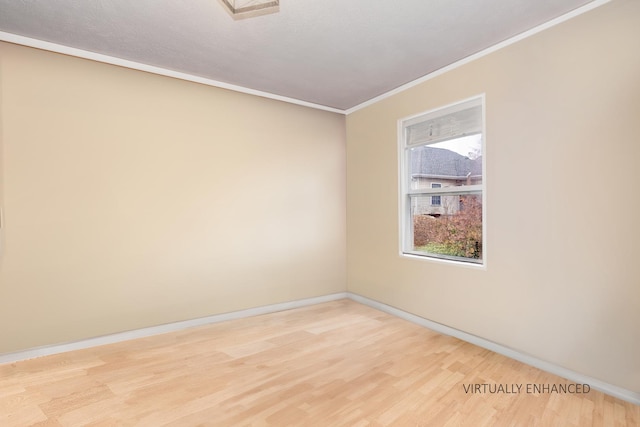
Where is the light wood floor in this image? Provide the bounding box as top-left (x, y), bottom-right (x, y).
top-left (1, 299), bottom-right (638, 426)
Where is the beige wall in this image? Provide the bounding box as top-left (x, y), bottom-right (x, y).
top-left (0, 42), bottom-right (346, 353)
top-left (1, 0), bottom-right (638, 395)
top-left (347, 0), bottom-right (640, 392)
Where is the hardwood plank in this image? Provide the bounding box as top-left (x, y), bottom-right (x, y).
top-left (0, 299), bottom-right (638, 426)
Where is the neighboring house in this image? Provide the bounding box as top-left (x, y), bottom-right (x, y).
top-left (410, 146), bottom-right (482, 216)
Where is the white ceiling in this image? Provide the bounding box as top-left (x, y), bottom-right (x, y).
top-left (0, 0), bottom-right (598, 111)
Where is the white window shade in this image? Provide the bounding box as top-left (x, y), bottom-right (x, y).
top-left (405, 102), bottom-right (482, 147)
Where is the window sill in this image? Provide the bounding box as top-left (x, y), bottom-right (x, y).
top-left (400, 251), bottom-right (486, 270)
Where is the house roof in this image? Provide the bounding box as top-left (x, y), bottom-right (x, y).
top-left (411, 146), bottom-right (482, 179)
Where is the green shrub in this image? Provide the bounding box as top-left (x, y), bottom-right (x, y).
top-left (413, 195), bottom-right (482, 259)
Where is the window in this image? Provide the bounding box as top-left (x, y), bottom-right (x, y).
top-left (430, 183), bottom-right (442, 206)
top-left (399, 96), bottom-right (485, 264)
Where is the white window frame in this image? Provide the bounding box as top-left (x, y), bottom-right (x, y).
top-left (430, 183), bottom-right (442, 206)
top-left (397, 95), bottom-right (487, 268)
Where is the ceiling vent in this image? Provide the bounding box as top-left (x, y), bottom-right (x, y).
top-left (220, 0), bottom-right (280, 19)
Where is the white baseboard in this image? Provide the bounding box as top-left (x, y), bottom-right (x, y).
top-left (347, 292), bottom-right (640, 406)
top-left (2, 290), bottom-right (637, 405)
top-left (0, 292), bottom-right (348, 365)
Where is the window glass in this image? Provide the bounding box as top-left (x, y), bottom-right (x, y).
top-left (400, 97), bottom-right (484, 264)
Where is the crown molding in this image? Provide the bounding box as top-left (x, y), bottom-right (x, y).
top-left (0, 31), bottom-right (344, 114)
top-left (344, 0), bottom-right (611, 115)
top-left (0, 0), bottom-right (612, 116)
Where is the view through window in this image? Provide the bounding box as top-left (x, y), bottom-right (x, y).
top-left (399, 97), bottom-right (484, 264)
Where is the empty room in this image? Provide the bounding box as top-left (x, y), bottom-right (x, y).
top-left (0, 0), bottom-right (638, 425)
